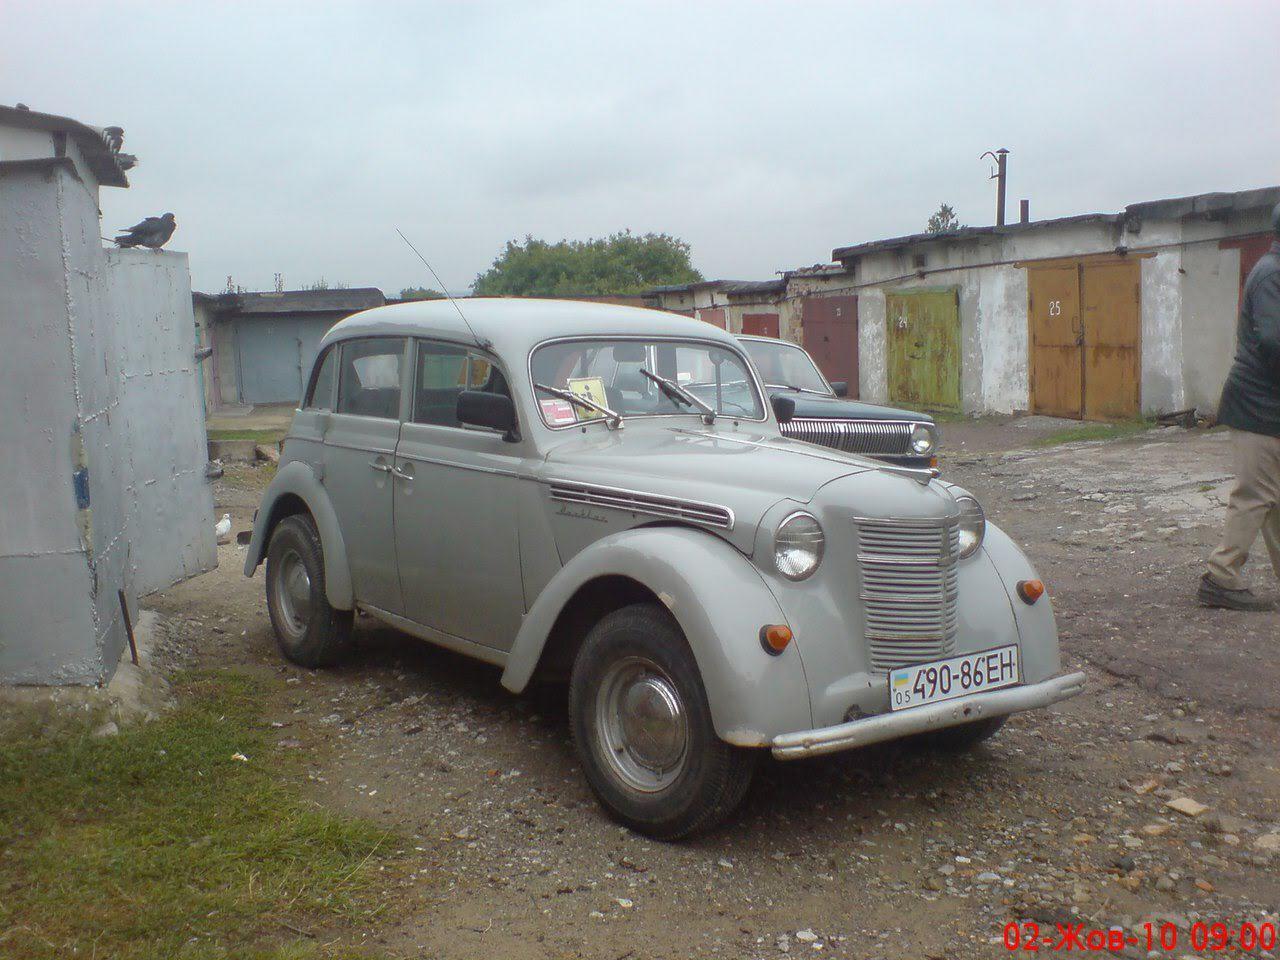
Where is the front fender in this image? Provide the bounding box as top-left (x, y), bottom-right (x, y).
top-left (242, 460), bottom-right (354, 610)
top-left (501, 526), bottom-right (814, 746)
top-left (981, 521), bottom-right (1062, 684)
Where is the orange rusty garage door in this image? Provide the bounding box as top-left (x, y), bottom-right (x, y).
top-left (1028, 259), bottom-right (1140, 420)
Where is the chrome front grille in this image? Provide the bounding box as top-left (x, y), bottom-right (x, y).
top-left (782, 418), bottom-right (912, 456)
top-left (855, 517), bottom-right (959, 671)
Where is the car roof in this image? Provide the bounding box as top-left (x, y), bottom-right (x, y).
top-left (320, 297), bottom-right (743, 358)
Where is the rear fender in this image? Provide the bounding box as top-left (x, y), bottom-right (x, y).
top-left (501, 526), bottom-right (813, 745)
top-left (242, 460), bottom-right (354, 610)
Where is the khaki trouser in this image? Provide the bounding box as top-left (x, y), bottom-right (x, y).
top-left (1206, 429), bottom-right (1280, 590)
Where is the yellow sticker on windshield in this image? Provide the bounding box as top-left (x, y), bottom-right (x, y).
top-left (567, 376), bottom-right (608, 421)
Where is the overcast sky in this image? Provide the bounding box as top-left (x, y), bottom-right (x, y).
top-left (6, 2), bottom-right (1278, 295)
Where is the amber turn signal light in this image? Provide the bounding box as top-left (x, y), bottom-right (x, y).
top-left (1017, 579), bottom-right (1045, 604)
top-left (760, 624), bottom-right (793, 655)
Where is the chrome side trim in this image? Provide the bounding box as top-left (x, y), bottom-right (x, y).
top-left (546, 479), bottom-right (735, 530)
top-left (771, 672), bottom-right (1087, 759)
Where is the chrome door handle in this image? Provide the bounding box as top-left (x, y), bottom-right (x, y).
top-left (369, 460), bottom-right (391, 473)
top-left (390, 464), bottom-right (413, 481)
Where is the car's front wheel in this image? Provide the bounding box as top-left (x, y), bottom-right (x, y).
top-left (569, 603), bottom-right (756, 840)
top-left (265, 514), bottom-right (353, 668)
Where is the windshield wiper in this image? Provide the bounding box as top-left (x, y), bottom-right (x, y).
top-left (534, 382), bottom-right (624, 430)
top-left (771, 382), bottom-right (830, 396)
top-left (639, 368), bottom-right (716, 424)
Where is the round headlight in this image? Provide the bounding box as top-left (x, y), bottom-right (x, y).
top-left (910, 423), bottom-right (937, 455)
top-left (774, 511), bottom-right (825, 580)
top-left (955, 495), bottom-right (986, 558)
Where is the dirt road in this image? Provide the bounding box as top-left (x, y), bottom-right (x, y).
top-left (150, 420), bottom-right (1280, 958)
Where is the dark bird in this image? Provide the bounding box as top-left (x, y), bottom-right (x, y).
top-left (102, 126), bottom-right (124, 153)
top-left (113, 213), bottom-right (176, 250)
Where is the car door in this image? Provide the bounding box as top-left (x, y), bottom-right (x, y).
top-left (323, 336), bottom-right (406, 615)
top-left (392, 339), bottom-right (525, 650)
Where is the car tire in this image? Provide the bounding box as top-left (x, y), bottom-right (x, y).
top-left (265, 514), bottom-right (353, 668)
top-left (569, 602), bottom-right (756, 841)
top-left (917, 715), bottom-right (1006, 752)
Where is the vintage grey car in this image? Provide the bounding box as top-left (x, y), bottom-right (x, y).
top-left (244, 298), bottom-right (1085, 839)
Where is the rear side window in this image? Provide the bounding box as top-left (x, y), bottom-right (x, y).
top-left (336, 338), bottom-right (404, 419)
top-left (304, 347), bottom-right (337, 410)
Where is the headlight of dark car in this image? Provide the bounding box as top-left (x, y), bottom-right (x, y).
top-left (955, 495), bottom-right (986, 558)
top-left (910, 423), bottom-right (937, 456)
top-left (774, 511), bottom-right (825, 580)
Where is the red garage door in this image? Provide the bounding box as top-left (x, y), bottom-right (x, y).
top-left (741, 313), bottom-right (780, 338)
top-left (700, 307), bottom-right (726, 329)
top-left (802, 296), bottom-right (858, 395)
top-left (1221, 234), bottom-right (1275, 309)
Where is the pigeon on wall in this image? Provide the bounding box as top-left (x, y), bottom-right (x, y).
top-left (113, 213), bottom-right (176, 250)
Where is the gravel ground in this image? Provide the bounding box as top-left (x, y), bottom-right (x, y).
top-left (147, 419), bottom-right (1280, 959)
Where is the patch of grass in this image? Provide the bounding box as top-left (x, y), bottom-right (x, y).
top-left (0, 672), bottom-right (397, 959)
top-left (207, 428), bottom-right (287, 443)
top-left (1032, 419), bottom-right (1154, 448)
top-left (221, 461), bottom-right (278, 489)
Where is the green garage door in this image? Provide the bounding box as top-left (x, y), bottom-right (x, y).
top-left (886, 288), bottom-right (960, 411)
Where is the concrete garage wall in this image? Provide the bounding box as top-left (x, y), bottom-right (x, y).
top-left (0, 161), bottom-right (215, 685)
top-left (813, 208), bottom-right (1273, 418)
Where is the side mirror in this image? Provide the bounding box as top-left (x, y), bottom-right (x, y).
top-left (771, 394), bottom-right (796, 425)
top-left (830, 381), bottom-right (849, 398)
top-left (457, 391), bottom-right (519, 441)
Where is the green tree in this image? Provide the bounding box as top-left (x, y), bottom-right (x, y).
top-left (926, 203), bottom-right (964, 234)
top-left (472, 231), bottom-right (702, 297)
top-left (399, 286), bottom-right (446, 300)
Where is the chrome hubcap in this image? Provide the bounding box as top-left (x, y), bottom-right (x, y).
top-left (274, 548), bottom-right (311, 637)
top-left (596, 657), bottom-right (688, 792)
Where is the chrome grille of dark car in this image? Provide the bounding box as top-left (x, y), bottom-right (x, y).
top-left (782, 418), bottom-right (912, 456)
top-left (855, 517), bottom-right (959, 671)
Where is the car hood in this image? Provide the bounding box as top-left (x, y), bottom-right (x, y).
top-left (770, 390), bottom-right (934, 423)
top-left (538, 422), bottom-right (886, 553)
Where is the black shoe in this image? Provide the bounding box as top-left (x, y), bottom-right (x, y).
top-left (1197, 574), bottom-right (1275, 611)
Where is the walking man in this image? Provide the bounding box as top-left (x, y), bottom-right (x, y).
top-left (1199, 203), bottom-right (1280, 611)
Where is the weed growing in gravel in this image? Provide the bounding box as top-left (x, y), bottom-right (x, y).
top-left (1032, 419), bottom-right (1153, 448)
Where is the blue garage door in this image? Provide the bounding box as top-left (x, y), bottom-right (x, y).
top-left (236, 316), bottom-right (335, 404)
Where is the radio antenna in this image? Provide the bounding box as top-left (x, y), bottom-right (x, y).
top-left (395, 227), bottom-right (491, 350)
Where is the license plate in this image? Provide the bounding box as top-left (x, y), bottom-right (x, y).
top-left (888, 645), bottom-right (1020, 711)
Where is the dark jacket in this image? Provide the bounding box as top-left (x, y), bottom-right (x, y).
top-left (1218, 240), bottom-right (1280, 437)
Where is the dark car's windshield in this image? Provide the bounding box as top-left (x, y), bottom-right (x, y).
top-left (740, 338), bottom-right (832, 395)
top-left (531, 338), bottom-right (764, 426)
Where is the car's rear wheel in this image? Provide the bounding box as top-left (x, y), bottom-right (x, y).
top-left (569, 603), bottom-right (756, 840)
top-left (265, 514), bottom-right (352, 668)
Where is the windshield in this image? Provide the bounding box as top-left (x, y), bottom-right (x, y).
top-left (740, 339), bottom-right (832, 395)
top-left (531, 338), bottom-right (765, 426)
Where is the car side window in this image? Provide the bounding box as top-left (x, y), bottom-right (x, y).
top-left (413, 341), bottom-right (512, 427)
top-left (304, 346), bottom-right (337, 410)
top-left (336, 338), bottom-right (404, 419)
top-left (413, 341), bottom-right (468, 426)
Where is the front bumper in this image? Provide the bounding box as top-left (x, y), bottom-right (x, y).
top-left (770, 671), bottom-right (1086, 760)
